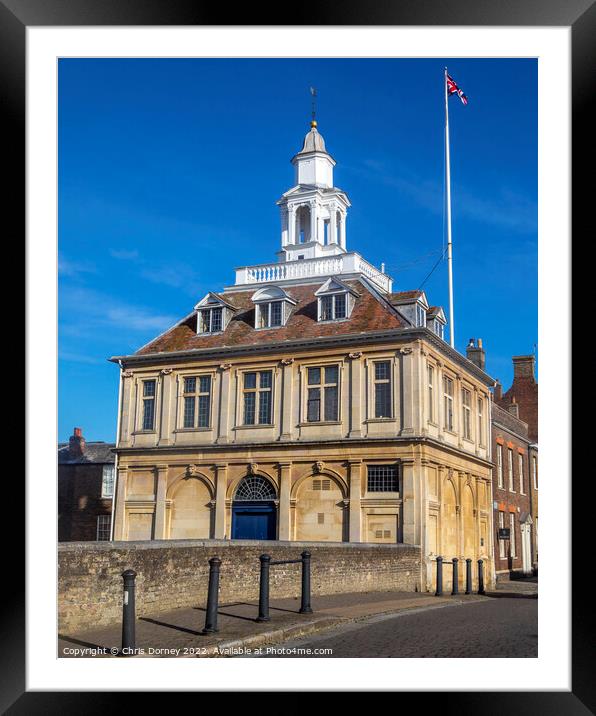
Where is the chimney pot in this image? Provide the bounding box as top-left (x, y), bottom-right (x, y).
top-left (69, 427), bottom-right (85, 456)
top-left (466, 337), bottom-right (486, 371)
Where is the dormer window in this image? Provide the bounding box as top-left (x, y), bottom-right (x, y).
top-left (426, 306), bottom-right (447, 341)
top-left (195, 293), bottom-right (236, 334)
top-left (416, 304), bottom-right (427, 327)
top-left (315, 277), bottom-right (357, 322)
top-left (252, 286), bottom-right (296, 329)
top-left (200, 306), bottom-right (222, 333)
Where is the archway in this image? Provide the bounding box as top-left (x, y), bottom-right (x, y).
top-left (169, 477), bottom-right (213, 539)
top-left (231, 475), bottom-right (277, 540)
top-left (294, 474), bottom-right (345, 542)
top-left (441, 480), bottom-right (458, 560)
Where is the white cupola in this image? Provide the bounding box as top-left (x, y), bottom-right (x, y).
top-left (276, 121), bottom-right (351, 263)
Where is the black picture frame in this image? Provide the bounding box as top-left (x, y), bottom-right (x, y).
top-left (7, 0), bottom-right (588, 710)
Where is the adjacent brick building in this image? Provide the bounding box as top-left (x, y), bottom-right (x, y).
top-left (58, 427), bottom-right (115, 541)
top-left (495, 354), bottom-right (538, 573)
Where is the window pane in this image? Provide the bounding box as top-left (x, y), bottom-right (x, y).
top-left (243, 392), bottom-right (256, 424)
top-left (198, 394), bottom-right (210, 427)
top-left (199, 376), bottom-right (211, 394)
top-left (324, 385), bottom-right (338, 421)
top-left (200, 310), bottom-right (210, 333)
top-left (259, 371), bottom-right (272, 389)
top-left (183, 396), bottom-right (195, 428)
top-left (307, 387), bottom-right (321, 422)
top-left (270, 301), bottom-right (282, 326)
top-left (367, 465), bottom-right (399, 492)
top-left (321, 295), bottom-right (333, 321)
top-left (142, 398), bottom-right (155, 430)
top-left (308, 367), bottom-right (321, 385)
top-left (258, 390), bottom-right (272, 424)
top-left (143, 380), bottom-right (156, 397)
top-left (324, 365), bottom-right (338, 384)
top-left (102, 465), bottom-right (115, 497)
top-left (211, 307), bottom-right (223, 332)
top-left (375, 361), bottom-right (390, 381)
top-left (334, 293), bottom-right (346, 319)
top-left (375, 382), bottom-right (392, 418)
top-left (184, 377), bottom-right (196, 394)
top-left (244, 372), bottom-right (257, 389)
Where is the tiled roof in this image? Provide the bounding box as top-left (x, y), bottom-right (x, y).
top-left (136, 279), bottom-right (406, 356)
top-left (58, 442), bottom-right (115, 465)
top-left (389, 290), bottom-right (423, 302)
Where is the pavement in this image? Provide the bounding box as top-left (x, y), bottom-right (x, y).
top-left (58, 578), bottom-right (537, 659)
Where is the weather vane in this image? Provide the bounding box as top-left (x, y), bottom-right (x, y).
top-left (310, 87), bottom-right (317, 125)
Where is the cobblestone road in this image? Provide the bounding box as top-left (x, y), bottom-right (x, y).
top-left (253, 594), bottom-right (538, 658)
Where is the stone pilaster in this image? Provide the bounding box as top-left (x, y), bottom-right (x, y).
top-left (280, 359), bottom-right (294, 441)
top-left (214, 464), bottom-right (228, 539)
top-left (347, 460), bottom-right (362, 542)
top-left (112, 466), bottom-right (128, 540)
top-left (119, 371), bottom-right (134, 447)
top-left (217, 364), bottom-right (232, 444)
top-left (401, 458), bottom-right (418, 546)
top-left (153, 465), bottom-right (169, 539)
top-left (278, 462), bottom-right (292, 540)
top-left (400, 347), bottom-right (415, 435)
top-left (158, 369), bottom-right (173, 445)
top-left (348, 352), bottom-right (363, 438)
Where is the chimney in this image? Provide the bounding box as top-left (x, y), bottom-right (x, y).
top-left (507, 397), bottom-right (520, 418)
top-left (494, 380), bottom-right (503, 401)
top-left (512, 355), bottom-right (536, 380)
top-left (69, 427), bottom-right (86, 457)
top-left (466, 337), bottom-right (486, 371)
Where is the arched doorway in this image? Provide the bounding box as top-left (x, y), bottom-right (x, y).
top-left (231, 475), bottom-right (277, 540)
top-left (169, 477), bottom-right (213, 539)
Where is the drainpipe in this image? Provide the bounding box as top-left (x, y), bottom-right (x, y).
top-left (109, 360), bottom-right (124, 542)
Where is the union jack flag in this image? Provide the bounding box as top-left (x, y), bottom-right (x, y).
top-left (446, 74), bottom-right (468, 105)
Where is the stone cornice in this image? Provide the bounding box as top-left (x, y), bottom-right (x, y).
top-left (110, 327), bottom-right (495, 386)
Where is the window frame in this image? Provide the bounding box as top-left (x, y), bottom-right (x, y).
top-left (300, 360), bottom-right (343, 425)
top-left (509, 512), bottom-right (516, 558)
top-left (241, 369), bottom-right (274, 426)
top-left (518, 452), bottom-right (525, 494)
top-left (101, 464), bottom-right (115, 498)
top-left (508, 448), bottom-right (515, 491)
top-left (96, 514), bottom-right (111, 541)
top-left (139, 377), bottom-right (158, 432)
top-left (461, 387), bottom-right (472, 440)
top-left (198, 306), bottom-right (225, 334)
top-left (256, 300), bottom-right (287, 329)
top-left (180, 373), bottom-right (213, 430)
top-left (443, 375), bottom-right (454, 432)
top-left (318, 292), bottom-right (350, 322)
top-left (497, 444), bottom-right (504, 489)
top-left (477, 397), bottom-right (485, 445)
top-left (532, 455), bottom-right (538, 490)
top-left (367, 464), bottom-right (400, 493)
top-left (427, 363), bottom-right (435, 424)
top-left (498, 511), bottom-right (506, 559)
top-left (373, 359), bottom-right (393, 420)
top-left (305, 364), bottom-right (340, 423)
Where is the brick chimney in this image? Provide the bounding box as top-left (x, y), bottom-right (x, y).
top-left (68, 427), bottom-right (86, 457)
top-left (494, 380), bottom-right (503, 401)
top-left (466, 337), bottom-right (486, 371)
top-left (507, 396), bottom-right (520, 418)
top-left (512, 355), bottom-right (536, 380)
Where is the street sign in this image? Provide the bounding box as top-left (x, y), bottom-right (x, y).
top-left (498, 528), bottom-right (510, 539)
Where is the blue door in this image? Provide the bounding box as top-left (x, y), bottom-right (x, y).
top-left (232, 502), bottom-right (277, 540)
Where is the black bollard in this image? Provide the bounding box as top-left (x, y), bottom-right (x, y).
top-left (299, 551), bottom-right (313, 614)
top-left (465, 558), bottom-right (472, 594)
top-left (451, 558), bottom-right (459, 595)
top-left (477, 559), bottom-right (485, 595)
top-left (257, 554), bottom-right (271, 622)
top-left (121, 569), bottom-right (137, 656)
top-left (435, 556), bottom-right (443, 596)
top-left (202, 556), bottom-right (221, 634)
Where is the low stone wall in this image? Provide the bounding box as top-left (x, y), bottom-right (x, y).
top-left (58, 540), bottom-right (421, 635)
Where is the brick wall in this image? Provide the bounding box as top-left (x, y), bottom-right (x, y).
top-left (58, 464), bottom-right (112, 542)
top-left (58, 540), bottom-right (421, 634)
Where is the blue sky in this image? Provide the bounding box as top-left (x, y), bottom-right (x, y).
top-left (58, 58), bottom-right (537, 442)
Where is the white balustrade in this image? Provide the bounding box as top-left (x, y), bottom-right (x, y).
top-left (234, 253), bottom-right (392, 293)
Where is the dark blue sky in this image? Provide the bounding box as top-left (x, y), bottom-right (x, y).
top-left (58, 58), bottom-right (537, 442)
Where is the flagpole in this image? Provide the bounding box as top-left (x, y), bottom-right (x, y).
top-left (444, 67), bottom-right (455, 348)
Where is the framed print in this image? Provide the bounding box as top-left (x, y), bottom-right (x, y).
top-left (6, 0), bottom-right (590, 709)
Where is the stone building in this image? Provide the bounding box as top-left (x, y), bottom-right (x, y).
top-left (110, 120), bottom-right (497, 591)
top-left (58, 427), bottom-right (115, 541)
top-left (494, 354), bottom-right (538, 572)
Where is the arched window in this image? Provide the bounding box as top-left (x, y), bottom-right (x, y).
top-left (234, 475), bottom-right (277, 501)
top-left (296, 205), bottom-right (311, 244)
